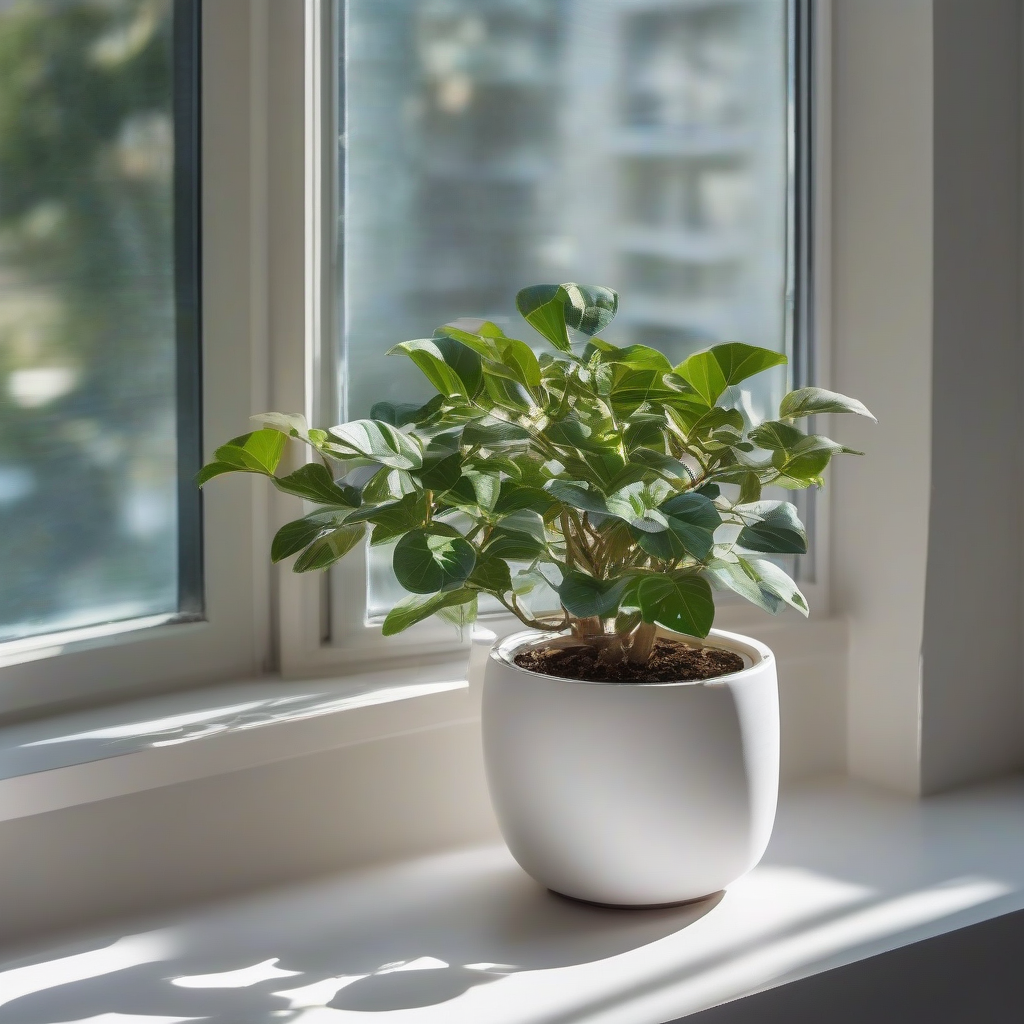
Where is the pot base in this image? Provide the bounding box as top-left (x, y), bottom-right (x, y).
top-left (548, 887), bottom-right (724, 911)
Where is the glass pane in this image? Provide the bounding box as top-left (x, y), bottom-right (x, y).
top-left (0, 0), bottom-right (196, 642)
top-left (342, 0), bottom-right (789, 619)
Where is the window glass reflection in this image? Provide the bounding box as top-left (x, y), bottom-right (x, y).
top-left (0, 0), bottom-right (184, 641)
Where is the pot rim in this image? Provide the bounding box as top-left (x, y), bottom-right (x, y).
top-left (490, 626), bottom-right (774, 688)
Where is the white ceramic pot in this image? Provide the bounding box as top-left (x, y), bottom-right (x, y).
top-left (481, 627), bottom-right (779, 907)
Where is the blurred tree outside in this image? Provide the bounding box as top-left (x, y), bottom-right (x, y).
top-left (0, 0), bottom-right (180, 640)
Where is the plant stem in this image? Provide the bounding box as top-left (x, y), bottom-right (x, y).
top-left (499, 594), bottom-right (568, 633)
top-left (628, 622), bottom-right (657, 664)
top-left (572, 615), bottom-right (603, 638)
top-left (560, 512), bottom-right (575, 570)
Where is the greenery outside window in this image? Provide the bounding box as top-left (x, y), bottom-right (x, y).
top-left (0, 0), bottom-right (202, 651)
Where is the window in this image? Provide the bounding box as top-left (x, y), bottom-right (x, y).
top-left (0, 0), bottom-right (201, 649)
top-left (335, 0), bottom-right (809, 636)
top-left (0, 0), bottom-right (815, 701)
top-left (0, 1), bottom-right (266, 718)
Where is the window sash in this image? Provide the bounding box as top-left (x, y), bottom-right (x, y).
top-left (174, 0), bottom-right (206, 621)
top-left (0, 0), bottom-right (203, 657)
top-left (0, 0), bottom-right (269, 718)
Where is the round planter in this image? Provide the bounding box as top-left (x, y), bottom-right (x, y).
top-left (481, 627), bottom-right (779, 907)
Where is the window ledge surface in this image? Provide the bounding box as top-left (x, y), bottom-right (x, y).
top-left (0, 774), bottom-right (1022, 1022)
top-left (0, 658), bottom-right (474, 822)
top-left (0, 615), bottom-right (846, 824)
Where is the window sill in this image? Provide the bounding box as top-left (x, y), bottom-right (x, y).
top-left (0, 612), bottom-right (845, 823)
top-left (1, 774), bottom-right (1022, 1021)
top-left (0, 657), bottom-right (475, 823)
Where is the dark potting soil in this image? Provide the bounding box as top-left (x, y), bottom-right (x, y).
top-left (514, 638), bottom-right (744, 683)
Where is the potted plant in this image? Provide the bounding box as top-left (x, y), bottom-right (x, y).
top-left (201, 283), bottom-right (873, 907)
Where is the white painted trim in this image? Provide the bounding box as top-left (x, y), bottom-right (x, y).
top-left (810, 0), bottom-right (833, 613)
top-left (831, 0), bottom-right (934, 795)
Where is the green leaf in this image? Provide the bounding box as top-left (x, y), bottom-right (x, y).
top-left (516, 284), bottom-right (572, 352)
top-left (561, 283), bottom-right (619, 336)
top-left (609, 367), bottom-right (676, 416)
top-left (213, 429), bottom-right (287, 475)
top-left (545, 416), bottom-right (596, 450)
top-left (644, 492), bottom-right (722, 560)
top-left (362, 492), bottom-right (429, 544)
top-left (780, 387), bottom-right (876, 422)
top-left (736, 501), bottom-right (807, 554)
top-left (328, 420), bottom-right (423, 471)
top-left (637, 528), bottom-right (688, 561)
top-left (557, 571), bottom-right (629, 618)
top-left (417, 453), bottom-right (463, 492)
top-left (516, 282), bottom-right (619, 350)
top-left (467, 453), bottom-right (523, 482)
top-left (748, 420), bottom-right (807, 451)
top-left (272, 463), bottom-right (361, 507)
top-left (623, 415), bottom-right (667, 451)
top-left (464, 470), bottom-right (501, 512)
top-left (482, 372), bottom-right (536, 413)
top-left (628, 448), bottom-right (695, 485)
top-left (381, 588), bottom-right (476, 636)
top-left (747, 420), bottom-right (860, 485)
top-left (496, 338), bottom-right (542, 390)
top-left (361, 467), bottom-right (417, 504)
top-left (676, 344), bottom-right (787, 406)
top-left (434, 318), bottom-right (507, 358)
top-left (469, 554), bottom-right (513, 594)
top-left (494, 484), bottom-right (557, 516)
top-left (292, 524), bottom-right (364, 572)
top-left (483, 529), bottom-right (545, 561)
top-left (690, 406), bottom-right (745, 438)
top-left (462, 418), bottom-right (531, 447)
top-left (271, 509), bottom-right (351, 562)
top-left (436, 594), bottom-right (479, 630)
top-left (512, 567), bottom-right (553, 597)
top-left (443, 470), bottom-right (500, 514)
top-left (675, 356), bottom-right (726, 409)
top-left (593, 344), bottom-right (672, 372)
top-left (771, 434), bottom-right (860, 487)
top-left (706, 557), bottom-right (782, 614)
top-left (545, 480), bottom-right (610, 518)
top-left (495, 509), bottom-right (547, 542)
top-left (737, 472), bottom-right (762, 504)
top-left (635, 574), bottom-right (715, 638)
top-left (745, 557), bottom-right (809, 616)
top-left (388, 337), bottom-right (482, 399)
top-left (196, 461), bottom-right (238, 486)
top-left (606, 480), bottom-right (673, 533)
top-left (251, 412), bottom-right (310, 439)
top-left (393, 526), bottom-right (477, 594)
top-left (370, 397), bottom-right (444, 427)
top-left (708, 343), bottom-right (788, 388)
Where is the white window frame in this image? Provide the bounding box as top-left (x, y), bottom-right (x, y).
top-left (0, 0), bottom-right (273, 718)
top-left (0, 0), bottom-right (834, 715)
top-left (272, 0), bottom-right (834, 680)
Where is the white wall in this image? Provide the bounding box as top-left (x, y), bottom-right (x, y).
top-left (832, 0), bottom-right (1024, 796)
top-left (921, 0), bottom-right (1024, 793)
top-left (831, 0), bottom-right (934, 796)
